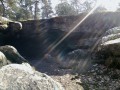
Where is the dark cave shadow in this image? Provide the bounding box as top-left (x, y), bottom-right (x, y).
top-left (28, 57), bottom-right (94, 76)
top-left (28, 58), bottom-right (74, 76)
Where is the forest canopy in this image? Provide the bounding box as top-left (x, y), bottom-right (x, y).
top-left (0, 0), bottom-right (120, 21)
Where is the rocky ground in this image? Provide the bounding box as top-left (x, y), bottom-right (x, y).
top-left (29, 57), bottom-right (120, 90)
top-left (29, 58), bottom-right (84, 90)
top-left (78, 64), bottom-right (120, 90)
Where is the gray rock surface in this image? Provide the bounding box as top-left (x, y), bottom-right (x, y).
top-left (102, 26), bottom-right (120, 46)
top-left (0, 45), bottom-right (28, 64)
top-left (0, 51), bottom-right (10, 68)
top-left (105, 27), bottom-right (120, 35)
top-left (0, 63), bottom-right (64, 90)
top-left (98, 26), bottom-right (120, 67)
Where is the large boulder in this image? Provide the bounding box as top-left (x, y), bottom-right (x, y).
top-left (0, 45), bottom-right (28, 64)
top-left (0, 63), bottom-right (64, 90)
top-left (101, 26), bottom-right (120, 56)
top-left (60, 49), bottom-right (91, 70)
top-left (0, 51), bottom-right (11, 68)
top-left (98, 26), bottom-right (120, 67)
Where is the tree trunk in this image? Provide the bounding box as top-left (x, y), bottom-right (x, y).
top-left (0, 0), bottom-right (5, 17)
top-left (34, 1), bottom-right (39, 20)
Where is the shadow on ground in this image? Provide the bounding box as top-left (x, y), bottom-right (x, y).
top-left (28, 57), bottom-right (93, 76)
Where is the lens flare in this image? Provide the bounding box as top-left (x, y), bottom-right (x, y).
top-left (48, 3), bottom-right (101, 53)
top-left (36, 1), bottom-right (103, 68)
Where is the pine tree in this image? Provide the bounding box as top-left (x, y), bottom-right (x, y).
top-left (41, 0), bottom-right (53, 19)
top-left (0, 0), bottom-right (5, 17)
top-left (55, 2), bottom-right (77, 16)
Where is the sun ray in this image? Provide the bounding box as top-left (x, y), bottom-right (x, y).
top-left (48, 2), bottom-right (101, 53)
top-left (36, 0), bottom-right (108, 67)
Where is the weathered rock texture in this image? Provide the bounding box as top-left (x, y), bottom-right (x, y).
top-left (98, 26), bottom-right (120, 67)
top-left (0, 45), bottom-right (27, 64)
top-left (2, 12), bottom-right (120, 59)
top-left (0, 45), bottom-right (28, 68)
top-left (0, 16), bottom-right (22, 32)
top-left (0, 63), bottom-right (64, 90)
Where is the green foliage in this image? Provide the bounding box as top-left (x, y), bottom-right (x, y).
top-left (82, 1), bottom-right (92, 12)
top-left (0, 0), bottom-right (108, 20)
top-left (55, 2), bottom-right (78, 16)
top-left (41, 0), bottom-right (53, 19)
top-left (0, 0), bottom-right (41, 20)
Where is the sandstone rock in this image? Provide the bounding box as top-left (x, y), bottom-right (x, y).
top-left (0, 45), bottom-right (28, 64)
top-left (8, 21), bottom-right (22, 31)
top-left (0, 51), bottom-right (11, 68)
top-left (101, 27), bottom-right (120, 56)
top-left (102, 33), bottom-right (120, 43)
top-left (104, 27), bottom-right (120, 35)
top-left (0, 63), bottom-right (64, 90)
top-left (98, 27), bottom-right (120, 67)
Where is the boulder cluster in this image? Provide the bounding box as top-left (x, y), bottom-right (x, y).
top-left (0, 17), bottom-right (64, 90)
top-left (1, 14), bottom-right (120, 89)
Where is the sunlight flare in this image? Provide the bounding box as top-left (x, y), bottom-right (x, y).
top-left (48, 3), bottom-right (101, 53)
top-left (96, 0), bottom-right (119, 11)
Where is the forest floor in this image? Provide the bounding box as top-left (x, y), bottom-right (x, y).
top-left (29, 57), bottom-right (83, 90)
top-left (29, 57), bottom-right (120, 90)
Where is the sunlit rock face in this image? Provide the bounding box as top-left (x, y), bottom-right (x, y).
top-left (3, 12), bottom-right (120, 59)
top-left (0, 45), bottom-right (28, 68)
top-left (0, 17), bottom-right (22, 32)
top-left (0, 63), bottom-right (64, 90)
top-left (97, 27), bottom-right (120, 68)
top-left (0, 51), bottom-right (10, 68)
